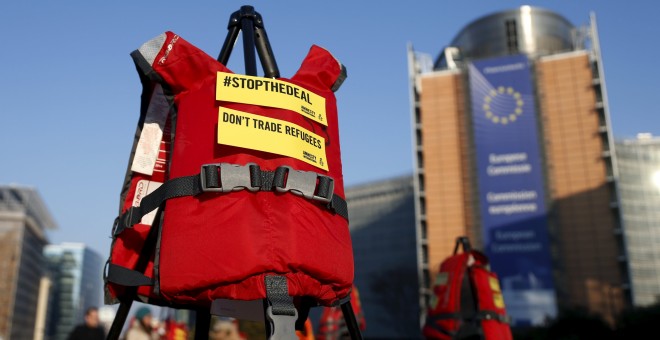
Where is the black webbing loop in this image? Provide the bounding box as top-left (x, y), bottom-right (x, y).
top-left (427, 313), bottom-right (462, 322)
top-left (256, 168), bottom-right (275, 190)
top-left (249, 164), bottom-right (265, 188)
top-left (106, 263), bottom-right (154, 287)
top-left (329, 195), bottom-right (349, 220)
top-left (425, 319), bottom-right (457, 337)
top-left (204, 164), bottom-right (220, 189)
top-left (477, 310), bottom-right (510, 323)
top-left (273, 166), bottom-right (287, 188)
top-left (265, 275), bottom-right (297, 340)
top-left (114, 175), bottom-right (201, 236)
top-left (265, 275), bottom-right (296, 316)
top-left (331, 64), bottom-right (347, 92)
top-left (317, 176), bottom-right (333, 199)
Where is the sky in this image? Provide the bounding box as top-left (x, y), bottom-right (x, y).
top-left (1, 1), bottom-right (659, 259)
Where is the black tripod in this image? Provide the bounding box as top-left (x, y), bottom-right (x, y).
top-left (218, 5), bottom-right (279, 78)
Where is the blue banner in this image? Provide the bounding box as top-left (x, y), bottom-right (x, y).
top-left (469, 54), bottom-right (557, 326)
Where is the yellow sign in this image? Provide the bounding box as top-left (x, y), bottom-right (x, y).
top-left (489, 277), bottom-right (505, 308)
top-left (489, 277), bottom-right (501, 292)
top-left (217, 107), bottom-right (328, 171)
top-left (493, 293), bottom-right (506, 309)
top-left (216, 72), bottom-right (327, 126)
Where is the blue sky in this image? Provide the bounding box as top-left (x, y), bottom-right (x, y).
top-left (1, 1), bottom-right (659, 258)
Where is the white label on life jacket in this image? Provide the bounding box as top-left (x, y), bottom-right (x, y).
top-left (131, 84), bottom-right (170, 175)
top-left (217, 107), bottom-right (329, 171)
top-left (132, 180), bottom-right (163, 225)
top-left (216, 72), bottom-right (327, 126)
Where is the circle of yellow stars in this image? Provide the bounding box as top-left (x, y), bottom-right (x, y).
top-left (482, 86), bottom-right (524, 125)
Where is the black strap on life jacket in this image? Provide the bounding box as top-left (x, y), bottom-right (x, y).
top-left (265, 275), bottom-right (298, 340)
top-left (112, 163), bottom-right (349, 237)
top-left (476, 310), bottom-right (510, 323)
top-left (106, 263), bottom-right (155, 287)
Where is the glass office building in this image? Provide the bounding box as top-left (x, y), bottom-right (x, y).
top-left (0, 185), bottom-right (57, 340)
top-left (616, 136), bottom-right (660, 307)
top-left (44, 243), bottom-right (104, 340)
top-left (345, 175), bottom-right (420, 338)
top-left (409, 7), bottom-right (629, 326)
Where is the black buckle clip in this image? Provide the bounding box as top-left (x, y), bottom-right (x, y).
top-left (112, 210), bottom-right (133, 237)
top-left (200, 163), bottom-right (260, 193)
top-left (266, 306), bottom-right (298, 340)
top-left (274, 166), bottom-right (334, 203)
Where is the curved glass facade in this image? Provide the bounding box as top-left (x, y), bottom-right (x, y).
top-left (345, 176), bottom-right (420, 338)
top-left (616, 138), bottom-right (660, 306)
top-left (44, 243), bottom-right (104, 340)
top-left (436, 6), bottom-right (575, 69)
top-left (0, 186), bottom-right (55, 340)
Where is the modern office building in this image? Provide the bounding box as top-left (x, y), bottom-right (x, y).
top-left (409, 7), bottom-right (629, 326)
top-left (44, 243), bottom-right (104, 340)
top-left (0, 185), bottom-right (57, 340)
top-left (345, 175), bottom-right (420, 338)
top-left (615, 135), bottom-right (660, 307)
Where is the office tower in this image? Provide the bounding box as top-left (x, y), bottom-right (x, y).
top-left (616, 135), bottom-right (660, 307)
top-left (345, 175), bottom-right (420, 338)
top-left (44, 243), bottom-right (104, 340)
top-left (0, 185), bottom-right (57, 339)
top-left (409, 7), bottom-right (629, 326)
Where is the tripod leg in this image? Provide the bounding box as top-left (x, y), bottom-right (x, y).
top-left (340, 301), bottom-right (364, 340)
top-left (218, 24), bottom-right (240, 65)
top-left (106, 300), bottom-right (133, 340)
top-left (254, 24), bottom-right (279, 78)
top-left (194, 308), bottom-right (211, 340)
top-left (239, 6), bottom-right (258, 76)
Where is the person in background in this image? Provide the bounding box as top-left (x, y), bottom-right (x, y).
top-left (125, 306), bottom-right (159, 340)
top-left (67, 306), bottom-right (105, 340)
top-left (296, 318), bottom-right (315, 340)
top-left (209, 318), bottom-right (243, 340)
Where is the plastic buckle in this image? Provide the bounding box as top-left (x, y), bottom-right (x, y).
top-left (200, 163), bottom-right (259, 193)
top-left (275, 166), bottom-right (334, 203)
top-left (111, 216), bottom-right (121, 237)
top-left (266, 306), bottom-right (298, 340)
top-left (102, 260), bottom-right (110, 283)
top-left (112, 209), bottom-right (133, 237)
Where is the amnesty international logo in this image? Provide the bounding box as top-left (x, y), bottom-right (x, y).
top-left (482, 86), bottom-right (524, 125)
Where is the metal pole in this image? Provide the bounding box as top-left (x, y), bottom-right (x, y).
top-left (340, 301), bottom-right (364, 340)
top-left (106, 300), bottom-right (133, 340)
top-left (218, 15), bottom-right (240, 64)
top-left (239, 6), bottom-right (258, 76)
top-left (253, 12), bottom-right (279, 78)
top-left (194, 308), bottom-right (211, 340)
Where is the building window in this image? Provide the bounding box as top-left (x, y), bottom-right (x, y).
top-left (417, 151), bottom-right (424, 169)
top-left (418, 174), bottom-right (425, 193)
top-left (505, 20), bottom-right (518, 53)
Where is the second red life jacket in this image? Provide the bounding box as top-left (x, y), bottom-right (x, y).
top-left (423, 238), bottom-right (512, 340)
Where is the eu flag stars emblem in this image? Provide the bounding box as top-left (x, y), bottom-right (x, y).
top-left (482, 86), bottom-right (524, 125)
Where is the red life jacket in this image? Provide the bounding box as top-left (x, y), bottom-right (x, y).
top-left (423, 238), bottom-right (512, 340)
top-left (105, 31), bottom-right (353, 308)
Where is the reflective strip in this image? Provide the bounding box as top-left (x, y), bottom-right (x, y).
top-left (138, 33), bottom-right (167, 66)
